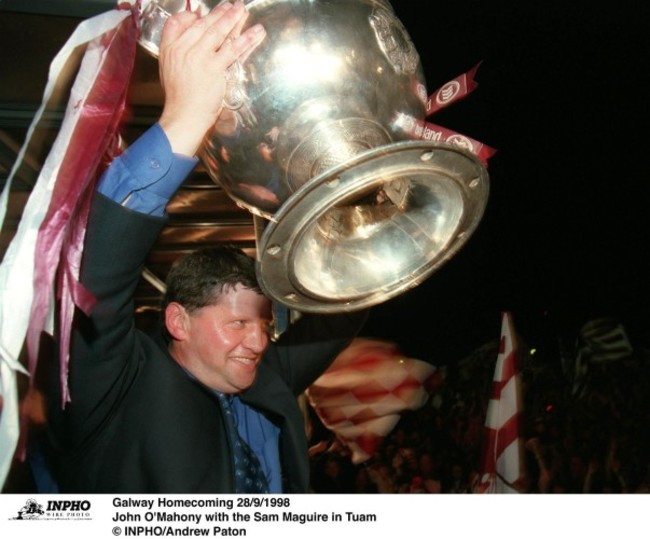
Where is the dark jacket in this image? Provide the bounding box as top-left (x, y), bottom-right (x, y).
top-left (49, 193), bottom-right (366, 493)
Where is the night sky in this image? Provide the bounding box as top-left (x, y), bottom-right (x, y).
top-left (360, 2), bottom-right (650, 362)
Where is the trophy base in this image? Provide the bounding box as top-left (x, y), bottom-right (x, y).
top-left (256, 140), bottom-right (489, 312)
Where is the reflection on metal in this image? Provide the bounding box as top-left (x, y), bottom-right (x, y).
top-left (139, 0), bottom-right (490, 312)
top-left (257, 141), bottom-right (488, 311)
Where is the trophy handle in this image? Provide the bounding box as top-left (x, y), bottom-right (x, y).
top-left (223, 60), bottom-right (246, 111)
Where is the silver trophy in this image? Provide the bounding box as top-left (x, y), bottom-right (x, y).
top-left (139, 0), bottom-right (489, 312)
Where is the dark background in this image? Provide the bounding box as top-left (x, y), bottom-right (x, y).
top-left (361, 1), bottom-right (650, 362)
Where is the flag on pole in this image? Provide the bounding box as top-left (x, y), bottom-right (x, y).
top-left (475, 312), bottom-right (526, 493)
top-left (577, 317), bottom-right (633, 364)
top-left (570, 317), bottom-right (633, 399)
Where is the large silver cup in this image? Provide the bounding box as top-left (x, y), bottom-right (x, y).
top-left (139, 0), bottom-right (489, 312)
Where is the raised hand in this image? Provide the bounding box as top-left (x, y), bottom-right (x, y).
top-left (158, 2), bottom-right (265, 156)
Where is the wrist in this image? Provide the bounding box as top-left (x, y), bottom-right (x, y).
top-left (159, 112), bottom-right (216, 157)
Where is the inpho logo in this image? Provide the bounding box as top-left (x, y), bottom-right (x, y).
top-left (9, 498), bottom-right (92, 521)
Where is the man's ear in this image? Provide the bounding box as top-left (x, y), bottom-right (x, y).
top-left (165, 302), bottom-right (189, 341)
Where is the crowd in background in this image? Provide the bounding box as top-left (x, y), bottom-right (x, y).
top-left (309, 320), bottom-right (650, 494)
top-left (5, 315), bottom-right (650, 495)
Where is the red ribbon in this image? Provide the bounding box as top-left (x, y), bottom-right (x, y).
top-left (416, 119), bottom-right (496, 166)
top-left (403, 62), bottom-right (497, 166)
top-left (26, 7), bottom-right (140, 405)
top-left (425, 62), bottom-right (482, 116)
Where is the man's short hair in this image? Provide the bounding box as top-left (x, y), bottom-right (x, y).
top-left (162, 246), bottom-right (262, 312)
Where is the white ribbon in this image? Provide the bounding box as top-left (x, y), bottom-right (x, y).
top-left (0, 6), bottom-right (130, 491)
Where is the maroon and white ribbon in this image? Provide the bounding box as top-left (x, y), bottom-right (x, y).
top-left (0, 3), bottom-right (138, 487)
top-left (27, 9), bottom-right (140, 405)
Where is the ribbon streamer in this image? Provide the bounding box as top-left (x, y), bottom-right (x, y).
top-left (401, 63), bottom-right (497, 165)
top-left (27, 11), bottom-right (140, 404)
top-left (416, 119), bottom-right (496, 165)
top-left (425, 62), bottom-right (482, 116)
top-left (0, 4), bottom-right (137, 490)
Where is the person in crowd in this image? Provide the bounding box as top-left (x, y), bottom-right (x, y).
top-left (443, 461), bottom-right (470, 494)
top-left (310, 453), bottom-right (354, 493)
top-left (352, 466), bottom-right (378, 494)
top-left (47, 2), bottom-right (366, 494)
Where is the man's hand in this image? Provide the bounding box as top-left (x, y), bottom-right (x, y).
top-left (158, 2), bottom-right (265, 156)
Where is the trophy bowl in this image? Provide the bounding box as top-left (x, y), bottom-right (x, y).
top-left (139, 0), bottom-right (489, 312)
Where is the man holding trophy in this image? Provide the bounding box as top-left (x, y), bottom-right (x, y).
top-left (48, 1), bottom-right (367, 494)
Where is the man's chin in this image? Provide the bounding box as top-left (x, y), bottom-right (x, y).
top-left (232, 371), bottom-right (258, 393)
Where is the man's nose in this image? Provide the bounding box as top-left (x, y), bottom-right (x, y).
top-left (244, 323), bottom-right (269, 352)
